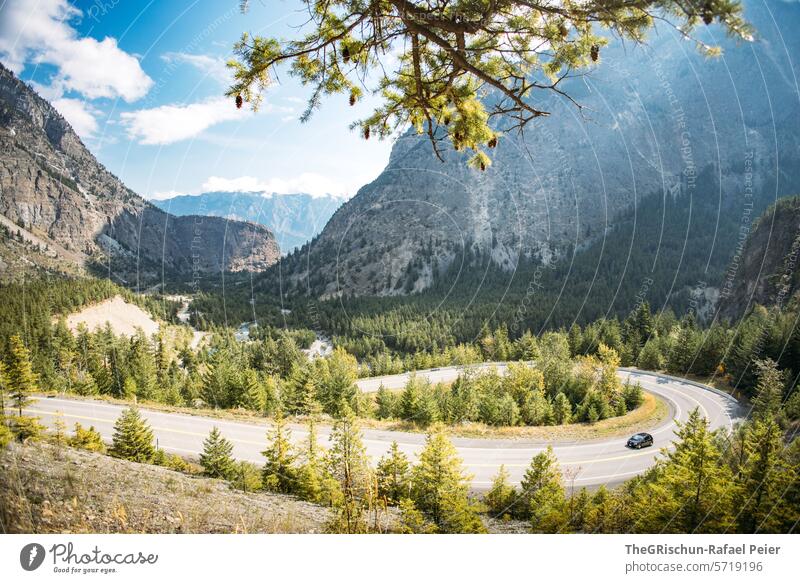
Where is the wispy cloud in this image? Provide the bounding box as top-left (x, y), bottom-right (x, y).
top-left (161, 52), bottom-right (230, 84)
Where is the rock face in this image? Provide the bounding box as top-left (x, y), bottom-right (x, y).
top-left (719, 195), bottom-right (800, 320)
top-left (0, 63), bottom-right (280, 284)
top-left (277, 0), bottom-right (800, 299)
top-left (153, 191), bottom-right (342, 254)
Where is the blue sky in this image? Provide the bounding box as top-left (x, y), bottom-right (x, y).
top-left (0, 0), bottom-right (394, 199)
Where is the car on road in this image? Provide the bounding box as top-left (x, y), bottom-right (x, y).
top-left (626, 432), bottom-right (654, 449)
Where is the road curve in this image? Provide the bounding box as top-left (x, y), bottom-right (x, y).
top-left (22, 367), bottom-right (742, 490)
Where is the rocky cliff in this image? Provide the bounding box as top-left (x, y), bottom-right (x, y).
top-left (719, 195), bottom-right (800, 320)
top-left (275, 0), bottom-right (800, 300)
top-left (0, 63), bottom-right (280, 284)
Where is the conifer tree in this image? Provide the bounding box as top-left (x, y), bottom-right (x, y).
top-left (552, 392), bottom-right (572, 425)
top-left (583, 486), bottom-right (619, 533)
top-left (0, 359), bottom-right (9, 417)
top-left (110, 407), bottom-right (155, 463)
top-left (296, 416), bottom-right (325, 502)
top-left (751, 359), bottom-right (785, 421)
top-left (411, 426), bottom-right (485, 532)
top-left (375, 385), bottom-right (397, 419)
top-left (397, 498), bottom-right (438, 534)
top-left (241, 369), bottom-right (266, 413)
top-left (376, 441), bottom-right (411, 504)
top-left (399, 375), bottom-right (422, 422)
top-left (69, 423), bottom-right (106, 453)
top-left (261, 412), bottom-right (298, 493)
top-left (631, 408), bottom-right (735, 533)
top-left (200, 426), bottom-right (236, 479)
top-left (484, 465), bottom-right (517, 517)
top-left (325, 408), bottom-right (376, 533)
top-left (734, 418), bottom-right (797, 533)
top-left (518, 447), bottom-right (566, 531)
top-left (6, 334), bottom-right (39, 415)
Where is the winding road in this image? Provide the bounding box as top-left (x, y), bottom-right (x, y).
top-left (22, 366), bottom-right (742, 490)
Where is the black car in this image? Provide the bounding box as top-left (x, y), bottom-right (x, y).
top-left (626, 433), bottom-right (654, 449)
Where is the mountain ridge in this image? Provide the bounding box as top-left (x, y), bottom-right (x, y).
top-left (152, 190), bottom-right (342, 254)
top-left (269, 0), bottom-right (800, 305)
top-left (0, 63), bottom-right (280, 285)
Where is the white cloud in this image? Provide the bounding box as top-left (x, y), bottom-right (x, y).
top-left (202, 175), bottom-right (352, 198)
top-left (0, 0), bottom-right (152, 102)
top-left (121, 97), bottom-right (248, 145)
top-left (52, 98), bottom-right (98, 138)
top-left (161, 52), bottom-right (229, 84)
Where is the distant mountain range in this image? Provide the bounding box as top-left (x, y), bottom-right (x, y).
top-left (153, 192), bottom-right (343, 254)
top-left (0, 63), bottom-right (280, 286)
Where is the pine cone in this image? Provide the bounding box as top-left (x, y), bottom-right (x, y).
top-left (349, 93), bottom-right (356, 106)
top-left (363, 126), bottom-right (370, 140)
top-left (342, 46), bottom-right (351, 63)
top-left (235, 95), bottom-right (243, 109)
top-left (590, 45), bottom-right (599, 62)
top-left (702, 4), bottom-right (714, 25)
top-left (488, 137), bottom-right (497, 149)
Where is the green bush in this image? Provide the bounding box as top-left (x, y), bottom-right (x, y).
top-left (69, 423), bottom-right (106, 453)
top-left (11, 416), bottom-right (46, 442)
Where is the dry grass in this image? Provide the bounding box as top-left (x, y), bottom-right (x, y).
top-left (0, 442), bottom-right (330, 534)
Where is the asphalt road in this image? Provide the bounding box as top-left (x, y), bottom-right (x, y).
top-left (23, 367), bottom-right (741, 490)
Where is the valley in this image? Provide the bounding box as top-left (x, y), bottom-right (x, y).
top-left (0, 0), bottom-right (799, 546)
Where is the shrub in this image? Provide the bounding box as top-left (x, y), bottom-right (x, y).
top-left (622, 382), bottom-right (644, 411)
top-left (69, 423), bottom-right (106, 453)
top-left (11, 416), bottom-right (46, 442)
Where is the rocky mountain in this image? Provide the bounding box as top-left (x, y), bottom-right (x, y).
top-left (719, 195), bottom-right (800, 320)
top-left (153, 191), bottom-right (342, 254)
top-left (275, 0), bottom-right (800, 301)
top-left (0, 63), bottom-right (280, 285)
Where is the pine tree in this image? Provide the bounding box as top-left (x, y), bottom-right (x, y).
top-left (631, 408), bottom-right (735, 533)
top-left (316, 348), bottom-right (359, 417)
top-left (261, 412), bottom-right (297, 493)
top-left (399, 375), bottom-right (422, 421)
top-left (751, 359), bottom-right (785, 421)
top-left (110, 406), bottom-right (155, 463)
top-left (53, 411), bottom-right (67, 447)
top-left (282, 365), bottom-right (311, 415)
top-left (241, 369), bottom-right (266, 413)
top-left (375, 385), bottom-right (397, 419)
top-left (376, 441), bottom-right (411, 504)
top-left (552, 392), bottom-right (572, 424)
top-left (518, 447), bottom-right (566, 531)
top-left (735, 418), bottom-right (797, 533)
top-left (200, 426), bottom-right (236, 479)
top-left (296, 417), bottom-right (324, 502)
top-left (69, 423), bottom-right (106, 453)
top-left (0, 359), bottom-right (9, 417)
top-left (397, 497), bottom-right (438, 533)
top-left (484, 465), bottom-right (517, 517)
top-left (325, 409), bottom-right (376, 533)
top-left (6, 334), bottom-right (39, 415)
top-left (411, 427), bottom-right (485, 532)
